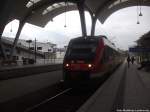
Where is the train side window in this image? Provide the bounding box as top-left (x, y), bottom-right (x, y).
top-left (101, 47), bottom-right (109, 64)
top-left (101, 48), bottom-right (105, 64)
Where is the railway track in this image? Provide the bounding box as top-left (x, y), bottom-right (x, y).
top-left (24, 76), bottom-right (109, 112)
top-left (1, 65), bottom-right (116, 112)
top-left (24, 87), bottom-right (97, 112)
top-left (24, 88), bottom-right (72, 112)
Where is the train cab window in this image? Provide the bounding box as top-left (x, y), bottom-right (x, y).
top-left (66, 39), bottom-right (98, 62)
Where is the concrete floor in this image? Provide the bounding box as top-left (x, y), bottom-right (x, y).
top-left (78, 62), bottom-right (150, 112)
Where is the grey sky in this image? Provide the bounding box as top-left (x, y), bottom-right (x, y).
top-left (102, 6), bottom-right (150, 50)
top-left (2, 6), bottom-right (150, 50)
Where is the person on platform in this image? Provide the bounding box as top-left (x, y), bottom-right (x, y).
top-left (131, 56), bottom-right (135, 64)
top-left (127, 55), bottom-right (131, 68)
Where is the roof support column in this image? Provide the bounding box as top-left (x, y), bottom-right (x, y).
top-left (10, 21), bottom-right (25, 59)
top-left (0, 23), bottom-right (7, 60)
top-left (77, 1), bottom-right (87, 37)
top-left (0, 28), bottom-right (7, 60)
top-left (91, 15), bottom-right (97, 36)
top-left (0, 0), bottom-right (13, 60)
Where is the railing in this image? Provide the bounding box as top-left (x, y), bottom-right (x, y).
top-left (0, 58), bottom-right (63, 69)
top-left (36, 58), bottom-right (63, 64)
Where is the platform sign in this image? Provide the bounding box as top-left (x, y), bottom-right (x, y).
top-left (129, 47), bottom-right (150, 52)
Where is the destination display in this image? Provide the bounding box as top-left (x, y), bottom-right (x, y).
top-left (129, 47), bottom-right (150, 52)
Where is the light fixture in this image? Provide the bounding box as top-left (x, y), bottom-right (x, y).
top-left (10, 22), bottom-right (13, 32)
top-left (64, 1), bottom-right (68, 28)
top-left (139, 12), bottom-right (143, 16)
top-left (93, 13), bottom-right (95, 17)
top-left (136, 4), bottom-right (140, 24)
top-left (139, 0), bottom-right (143, 16)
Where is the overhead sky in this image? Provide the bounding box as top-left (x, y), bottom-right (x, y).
top-left (2, 6), bottom-right (150, 50)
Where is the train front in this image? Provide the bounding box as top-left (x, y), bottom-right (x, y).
top-left (63, 37), bottom-right (99, 82)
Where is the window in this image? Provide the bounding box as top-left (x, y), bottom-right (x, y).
top-left (37, 47), bottom-right (42, 50)
top-left (66, 39), bottom-right (98, 62)
top-left (101, 46), bottom-right (117, 64)
top-left (17, 49), bottom-right (21, 54)
top-left (5, 49), bottom-right (10, 52)
top-left (13, 56), bottom-right (19, 60)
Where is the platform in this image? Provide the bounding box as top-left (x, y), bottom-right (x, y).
top-left (78, 62), bottom-right (150, 112)
top-left (0, 64), bottom-right (62, 80)
top-left (0, 70), bottom-right (62, 103)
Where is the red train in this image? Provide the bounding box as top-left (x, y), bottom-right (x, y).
top-left (63, 36), bottom-right (123, 82)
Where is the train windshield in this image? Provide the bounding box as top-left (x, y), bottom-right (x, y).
top-left (66, 38), bottom-right (99, 62)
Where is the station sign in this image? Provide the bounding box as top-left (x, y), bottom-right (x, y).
top-left (129, 47), bottom-right (150, 52)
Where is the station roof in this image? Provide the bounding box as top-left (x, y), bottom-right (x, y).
top-left (137, 31), bottom-right (150, 47)
top-left (4, 0), bottom-right (150, 27)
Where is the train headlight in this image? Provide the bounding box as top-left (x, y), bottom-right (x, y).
top-left (65, 63), bottom-right (69, 67)
top-left (88, 64), bottom-right (92, 68)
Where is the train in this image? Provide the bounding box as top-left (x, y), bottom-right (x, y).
top-left (63, 35), bottom-right (123, 83)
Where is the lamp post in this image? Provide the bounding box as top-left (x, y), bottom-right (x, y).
top-left (34, 38), bottom-right (37, 63)
top-left (26, 40), bottom-right (32, 49)
top-left (26, 39), bottom-right (32, 58)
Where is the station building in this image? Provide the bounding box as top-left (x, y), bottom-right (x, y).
top-left (0, 37), bottom-right (61, 65)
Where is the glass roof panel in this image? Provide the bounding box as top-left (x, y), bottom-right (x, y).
top-left (53, 3), bottom-right (61, 8)
top-left (26, 1), bottom-right (34, 8)
top-left (113, 0), bottom-right (121, 6)
top-left (47, 6), bottom-right (54, 11)
top-left (58, 2), bottom-right (65, 6)
top-left (42, 10), bottom-right (48, 15)
top-left (32, 0), bottom-right (41, 4)
top-left (26, 0), bottom-right (41, 8)
top-left (42, 2), bottom-right (76, 15)
top-left (108, 0), bottom-right (129, 9)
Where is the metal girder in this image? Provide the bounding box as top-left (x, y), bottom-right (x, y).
top-left (95, 0), bottom-right (117, 19)
top-left (85, 0), bottom-right (117, 36)
top-left (0, 28), bottom-right (7, 59)
top-left (91, 15), bottom-right (97, 36)
top-left (10, 21), bottom-right (25, 59)
top-left (0, 0), bottom-right (14, 59)
top-left (0, 35), bottom-right (6, 59)
top-left (77, 0), bottom-right (87, 37)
